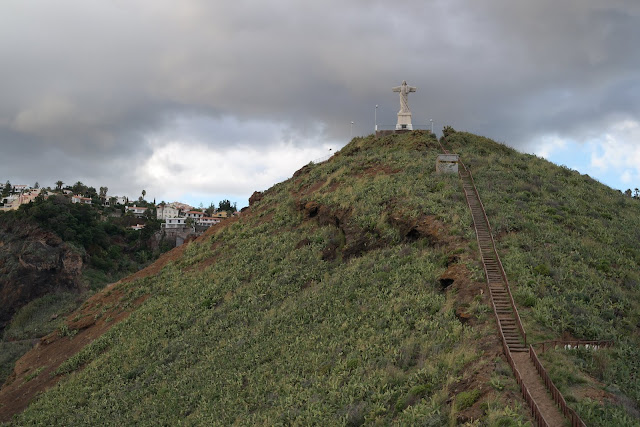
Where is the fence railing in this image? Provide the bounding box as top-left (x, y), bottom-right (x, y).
top-left (311, 154), bottom-right (332, 164)
top-left (375, 124), bottom-right (436, 131)
top-left (529, 345), bottom-right (587, 427)
top-left (502, 337), bottom-right (550, 426)
top-left (536, 339), bottom-right (614, 353)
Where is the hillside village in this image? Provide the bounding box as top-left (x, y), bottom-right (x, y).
top-left (0, 181), bottom-right (238, 235)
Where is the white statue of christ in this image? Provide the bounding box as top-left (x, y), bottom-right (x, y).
top-left (392, 80), bottom-right (416, 130)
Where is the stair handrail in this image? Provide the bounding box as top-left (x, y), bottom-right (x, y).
top-left (530, 345), bottom-right (587, 427)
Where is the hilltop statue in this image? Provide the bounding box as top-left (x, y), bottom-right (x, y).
top-left (392, 80), bottom-right (416, 130)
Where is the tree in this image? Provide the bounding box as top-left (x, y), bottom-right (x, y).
top-left (625, 189), bottom-right (632, 197)
top-left (55, 181), bottom-right (64, 191)
top-left (218, 199), bottom-right (237, 213)
top-left (72, 181), bottom-right (87, 195)
top-left (141, 189), bottom-right (146, 201)
top-left (442, 125), bottom-right (456, 137)
top-left (2, 181), bottom-right (11, 198)
top-left (99, 186), bottom-right (109, 199)
top-left (635, 188), bottom-right (640, 199)
top-left (205, 202), bottom-right (216, 216)
top-left (33, 181), bottom-right (40, 189)
top-left (86, 187), bottom-right (98, 199)
top-left (185, 216), bottom-right (196, 229)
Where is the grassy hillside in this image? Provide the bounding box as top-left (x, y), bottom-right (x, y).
top-left (3, 131), bottom-right (640, 425)
top-left (444, 131), bottom-right (640, 424)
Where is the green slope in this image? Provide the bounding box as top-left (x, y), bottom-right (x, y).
top-left (8, 131), bottom-right (640, 425)
top-left (444, 131), bottom-right (640, 424)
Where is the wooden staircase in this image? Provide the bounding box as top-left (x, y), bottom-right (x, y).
top-left (461, 172), bottom-right (528, 353)
top-left (459, 168), bottom-right (568, 426)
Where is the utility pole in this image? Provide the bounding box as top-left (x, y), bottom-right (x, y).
top-left (375, 105), bottom-right (378, 131)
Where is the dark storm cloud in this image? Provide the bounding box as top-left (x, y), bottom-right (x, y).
top-left (1, 0), bottom-right (639, 193)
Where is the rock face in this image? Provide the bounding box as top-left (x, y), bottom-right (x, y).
top-left (0, 221), bottom-right (84, 331)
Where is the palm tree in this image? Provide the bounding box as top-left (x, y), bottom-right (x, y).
top-left (141, 189), bottom-right (146, 200)
top-left (55, 181), bottom-right (63, 191)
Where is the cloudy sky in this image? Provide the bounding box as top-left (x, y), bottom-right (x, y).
top-left (1, 1), bottom-right (640, 208)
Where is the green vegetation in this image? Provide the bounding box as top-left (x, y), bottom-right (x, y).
top-left (6, 131), bottom-right (640, 425)
top-left (0, 341), bottom-right (33, 386)
top-left (3, 293), bottom-right (80, 342)
top-left (0, 196), bottom-right (164, 283)
top-left (456, 388), bottom-right (481, 410)
top-left (23, 367), bottom-right (44, 383)
top-left (443, 131), bottom-right (640, 425)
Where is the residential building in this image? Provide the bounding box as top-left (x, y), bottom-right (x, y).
top-left (185, 210), bottom-right (204, 219)
top-left (71, 195), bottom-right (92, 204)
top-left (12, 185), bottom-right (28, 193)
top-left (212, 211), bottom-right (229, 218)
top-left (157, 204), bottom-right (181, 220)
top-left (0, 195), bottom-right (19, 211)
top-left (198, 217), bottom-right (221, 227)
top-left (163, 217), bottom-right (187, 228)
top-left (126, 205), bottom-right (147, 217)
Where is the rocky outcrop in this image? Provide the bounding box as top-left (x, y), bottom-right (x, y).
top-left (248, 191), bottom-right (264, 206)
top-left (0, 221), bottom-right (84, 331)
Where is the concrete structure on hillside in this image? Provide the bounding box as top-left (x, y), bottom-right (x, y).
top-left (392, 80), bottom-right (416, 130)
top-left (436, 154), bottom-right (459, 174)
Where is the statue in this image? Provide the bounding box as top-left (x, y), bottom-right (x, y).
top-left (392, 80), bottom-right (416, 130)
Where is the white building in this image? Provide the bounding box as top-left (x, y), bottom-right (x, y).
top-left (126, 205), bottom-right (148, 217)
top-left (198, 217), bottom-right (221, 227)
top-left (0, 195), bottom-right (19, 211)
top-left (185, 210), bottom-right (204, 219)
top-left (104, 196), bottom-right (127, 207)
top-left (71, 195), bottom-right (92, 204)
top-left (163, 217), bottom-right (187, 229)
top-left (157, 204), bottom-right (181, 220)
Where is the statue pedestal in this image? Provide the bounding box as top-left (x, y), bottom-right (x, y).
top-left (396, 112), bottom-right (413, 130)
